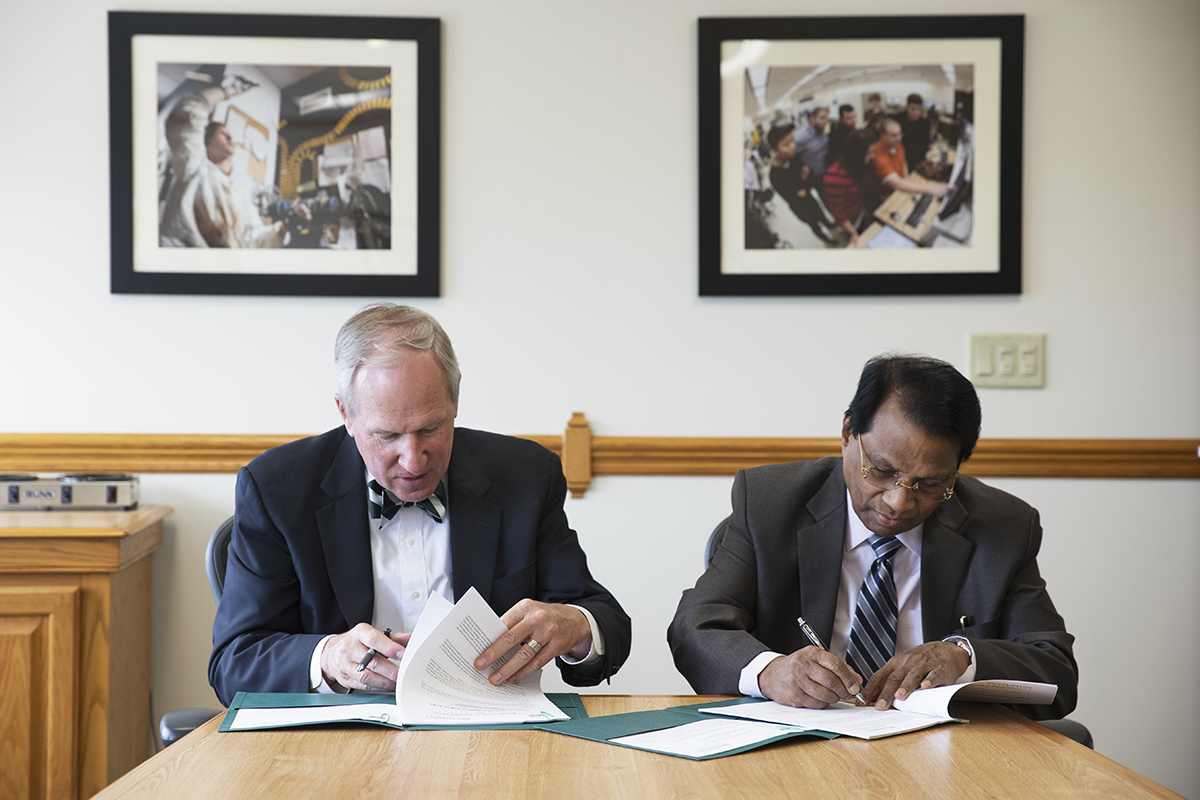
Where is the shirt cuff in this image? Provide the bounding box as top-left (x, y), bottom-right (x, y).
top-left (739, 651), bottom-right (784, 698)
top-left (941, 635), bottom-right (977, 684)
top-left (310, 634), bottom-right (350, 694)
top-left (558, 604), bottom-right (604, 665)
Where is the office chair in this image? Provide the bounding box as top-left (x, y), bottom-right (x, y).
top-left (703, 521), bottom-right (725, 569)
top-left (700, 521), bottom-right (1094, 749)
top-left (204, 515), bottom-right (234, 603)
top-left (158, 516), bottom-right (234, 747)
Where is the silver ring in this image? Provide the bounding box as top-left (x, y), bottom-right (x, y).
top-left (524, 638), bottom-right (542, 654)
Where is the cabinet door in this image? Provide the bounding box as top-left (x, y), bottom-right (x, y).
top-left (0, 585), bottom-right (79, 800)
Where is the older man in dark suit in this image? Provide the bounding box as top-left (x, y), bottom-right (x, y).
top-left (211, 304), bottom-right (630, 706)
top-left (668, 355), bottom-right (1076, 720)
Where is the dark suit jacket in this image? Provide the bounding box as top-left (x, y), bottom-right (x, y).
top-left (667, 458), bottom-right (1077, 720)
top-left (209, 426), bottom-right (631, 706)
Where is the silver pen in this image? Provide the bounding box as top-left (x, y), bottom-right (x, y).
top-left (796, 616), bottom-right (867, 705)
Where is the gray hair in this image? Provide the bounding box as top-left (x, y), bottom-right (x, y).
top-left (334, 303), bottom-right (461, 419)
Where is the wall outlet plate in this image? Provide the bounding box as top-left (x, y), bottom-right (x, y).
top-left (969, 333), bottom-right (1046, 388)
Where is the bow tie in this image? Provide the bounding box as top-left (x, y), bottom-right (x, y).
top-left (368, 478), bottom-right (447, 524)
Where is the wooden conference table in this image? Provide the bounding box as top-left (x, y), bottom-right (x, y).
top-left (93, 696), bottom-right (1180, 799)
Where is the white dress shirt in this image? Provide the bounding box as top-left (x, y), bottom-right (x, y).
top-left (309, 471), bottom-right (602, 691)
top-left (369, 500), bottom-right (455, 633)
top-left (738, 490), bottom-right (975, 696)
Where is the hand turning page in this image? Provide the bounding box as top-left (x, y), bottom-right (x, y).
top-left (225, 587), bottom-right (567, 730)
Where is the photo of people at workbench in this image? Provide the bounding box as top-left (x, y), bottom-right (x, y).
top-left (743, 63), bottom-right (974, 251)
top-left (156, 63), bottom-right (394, 250)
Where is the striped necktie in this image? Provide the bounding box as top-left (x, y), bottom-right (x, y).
top-left (368, 478), bottom-right (447, 524)
top-left (846, 534), bottom-right (903, 679)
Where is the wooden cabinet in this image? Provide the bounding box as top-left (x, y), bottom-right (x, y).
top-left (0, 506), bottom-right (170, 800)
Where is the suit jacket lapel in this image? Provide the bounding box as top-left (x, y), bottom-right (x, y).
top-left (798, 464), bottom-right (849, 646)
top-left (920, 495), bottom-right (973, 641)
top-left (446, 431), bottom-right (502, 603)
top-left (317, 429), bottom-right (374, 629)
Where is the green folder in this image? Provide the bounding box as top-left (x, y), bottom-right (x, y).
top-left (218, 691), bottom-right (587, 732)
top-left (531, 697), bottom-right (837, 760)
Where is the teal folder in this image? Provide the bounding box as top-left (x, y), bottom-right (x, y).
top-left (531, 697), bottom-right (837, 760)
top-left (218, 691), bottom-right (586, 732)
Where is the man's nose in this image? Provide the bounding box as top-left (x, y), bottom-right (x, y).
top-left (392, 438), bottom-right (426, 473)
top-left (880, 483), bottom-right (918, 513)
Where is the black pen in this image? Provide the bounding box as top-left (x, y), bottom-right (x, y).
top-left (356, 627), bottom-right (392, 673)
top-left (796, 616), bottom-right (867, 705)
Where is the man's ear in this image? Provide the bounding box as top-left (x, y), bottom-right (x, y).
top-left (335, 395), bottom-right (352, 434)
top-left (840, 415), bottom-right (854, 448)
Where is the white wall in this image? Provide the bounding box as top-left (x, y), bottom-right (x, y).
top-left (1, 0), bottom-right (1197, 796)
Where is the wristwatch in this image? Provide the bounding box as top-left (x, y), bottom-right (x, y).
top-left (942, 635), bottom-right (975, 666)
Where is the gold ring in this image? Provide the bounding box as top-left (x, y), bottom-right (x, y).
top-left (524, 638), bottom-right (542, 654)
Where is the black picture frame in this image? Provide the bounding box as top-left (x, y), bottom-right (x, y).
top-left (109, 11), bottom-right (440, 296)
top-left (698, 15), bottom-right (1024, 296)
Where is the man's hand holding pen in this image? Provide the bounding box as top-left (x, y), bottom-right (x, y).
top-left (759, 641), bottom-right (971, 711)
top-left (321, 623), bottom-right (410, 692)
top-left (322, 600), bottom-right (590, 692)
top-left (760, 616), bottom-right (971, 711)
top-left (758, 648), bottom-right (865, 709)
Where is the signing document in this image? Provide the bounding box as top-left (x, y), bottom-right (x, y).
top-left (701, 680), bottom-right (1058, 739)
top-left (226, 588), bottom-right (568, 730)
top-left (572, 680), bottom-right (1058, 759)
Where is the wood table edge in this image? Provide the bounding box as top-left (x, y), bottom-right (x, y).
top-left (992, 706), bottom-right (1185, 800)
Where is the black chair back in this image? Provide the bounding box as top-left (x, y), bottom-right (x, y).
top-left (703, 522), bottom-right (726, 569)
top-left (159, 515), bottom-right (235, 747)
top-left (205, 516), bottom-right (234, 604)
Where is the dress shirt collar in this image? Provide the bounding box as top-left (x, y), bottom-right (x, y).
top-left (844, 489), bottom-right (924, 558)
top-left (365, 470), bottom-right (449, 526)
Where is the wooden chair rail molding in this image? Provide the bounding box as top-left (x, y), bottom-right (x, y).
top-left (2, 413), bottom-right (1197, 498)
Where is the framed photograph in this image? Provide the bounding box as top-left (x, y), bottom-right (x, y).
top-left (109, 12), bottom-right (440, 296)
top-left (698, 15), bottom-right (1024, 296)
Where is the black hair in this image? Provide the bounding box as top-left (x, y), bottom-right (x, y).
top-left (826, 126), bottom-right (847, 168)
top-left (906, 93), bottom-right (924, 107)
top-left (845, 354), bottom-right (982, 463)
top-left (840, 130), bottom-right (874, 180)
top-left (839, 104), bottom-right (855, 117)
top-left (766, 123), bottom-right (795, 150)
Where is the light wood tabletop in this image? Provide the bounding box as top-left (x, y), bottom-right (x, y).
top-left (93, 695), bottom-right (1181, 799)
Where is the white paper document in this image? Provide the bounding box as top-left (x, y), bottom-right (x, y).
top-left (228, 702), bottom-right (400, 730)
top-left (702, 680), bottom-right (1056, 740)
top-left (394, 589), bottom-right (567, 725)
top-left (228, 587), bottom-right (567, 730)
top-left (701, 701), bottom-right (952, 739)
top-left (611, 718), bottom-right (807, 759)
top-left (893, 679), bottom-right (1057, 718)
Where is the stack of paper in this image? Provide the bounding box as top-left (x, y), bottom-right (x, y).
top-left (542, 681), bottom-right (1057, 760)
top-left (221, 588), bottom-right (570, 731)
